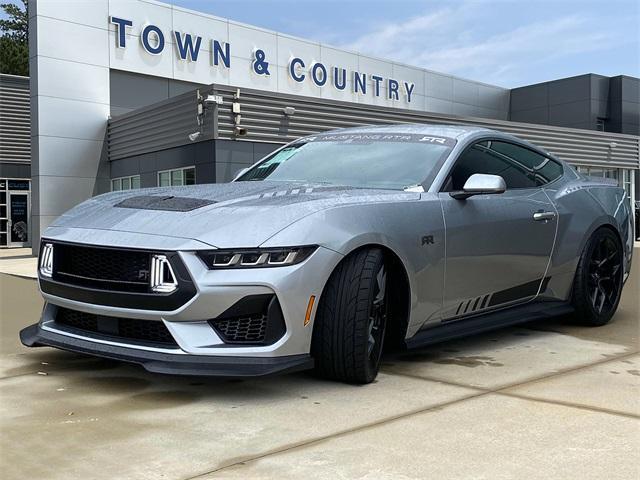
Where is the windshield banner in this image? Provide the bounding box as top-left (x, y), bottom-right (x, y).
top-left (301, 133), bottom-right (457, 147)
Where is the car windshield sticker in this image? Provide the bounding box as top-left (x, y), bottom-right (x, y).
top-left (258, 146), bottom-right (300, 168)
top-left (299, 133), bottom-right (456, 147)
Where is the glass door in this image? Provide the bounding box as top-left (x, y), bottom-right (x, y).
top-left (8, 192), bottom-right (30, 247)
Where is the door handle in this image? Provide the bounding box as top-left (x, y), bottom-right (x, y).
top-left (533, 211), bottom-right (556, 221)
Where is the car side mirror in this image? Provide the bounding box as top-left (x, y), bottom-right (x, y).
top-left (450, 174), bottom-right (506, 200)
top-left (232, 167), bottom-right (249, 181)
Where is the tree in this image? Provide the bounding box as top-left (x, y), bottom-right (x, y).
top-left (0, 1), bottom-right (28, 76)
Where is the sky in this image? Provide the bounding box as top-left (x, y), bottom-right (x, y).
top-left (2, 0), bottom-right (638, 87)
top-left (167, 0), bottom-right (640, 87)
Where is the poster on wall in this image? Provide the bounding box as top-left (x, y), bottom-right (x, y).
top-left (10, 194), bottom-right (29, 243)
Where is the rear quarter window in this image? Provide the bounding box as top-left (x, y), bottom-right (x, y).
top-left (489, 141), bottom-right (563, 186)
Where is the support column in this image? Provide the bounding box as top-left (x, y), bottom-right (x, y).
top-left (29, 0), bottom-right (111, 254)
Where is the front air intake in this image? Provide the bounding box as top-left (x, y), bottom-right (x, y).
top-left (208, 294), bottom-right (286, 345)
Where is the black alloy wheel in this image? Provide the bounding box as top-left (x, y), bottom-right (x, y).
top-left (572, 228), bottom-right (624, 326)
top-left (367, 264), bottom-right (388, 367)
top-left (587, 235), bottom-right (622, 316)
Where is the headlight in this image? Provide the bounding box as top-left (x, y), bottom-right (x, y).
top-left (39, 243), bottom-right (54, 277)
top-left (197, 246), bottom-right (317, 269)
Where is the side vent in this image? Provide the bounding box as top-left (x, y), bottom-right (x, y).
top-left (455, 294), bottom-right (492, 317)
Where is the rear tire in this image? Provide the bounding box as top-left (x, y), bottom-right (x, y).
top-left (311, 248), bottom-right (388, 384)
top-left (571, 228), bottom-right (624, 326)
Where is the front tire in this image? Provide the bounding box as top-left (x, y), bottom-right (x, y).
top-left (571, 228), bottom-right (624, 326)
top-left (311, 248), bottom-right (388, 384)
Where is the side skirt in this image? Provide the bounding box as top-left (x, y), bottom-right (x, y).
top-left (405, 301), bottom-right (574, 350)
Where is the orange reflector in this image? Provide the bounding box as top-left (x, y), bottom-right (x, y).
top-left (304, 295), bottom-right (316, 326)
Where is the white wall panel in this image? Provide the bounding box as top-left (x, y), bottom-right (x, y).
top-left (228, 57), bottom-right (279, 92)
top-left (425, 72), bottom-right (454, 101)
top-left (321, 80), bottom-right (360, 104)
top-left (276, 34), bottom-right (321, 69)
top-left (36, 57), bottom-right (110, 104)
top-left (276, 66), bottom-right (322, 98)
top-left (478, 84), bottom-right (510, 111)
top-left (320, 46), bottom-right (359, 73)
top-left (404, 94), bottom-right (426, 112)
top-left (392, 64), bottom-right (425, 96)
top-left (172, 51), bottom-right (231, 85)
top-left (35, 176), bottom-right (99, 216)
top-left (35, 96), bottom-right (109, 141)
top-left (109, 30), bottom-right (174, 78)
top-left (171, 8), bottom-right (228, 45)
top-left (426, 97), bottom-right (454, 114)
top-left (453, 78), bottom-right (479, 106)
top-left (108, 0), bottom-right (173, 44)
top-left (35, 136), bottom-right (106, 177)
top-left (358, 55), bottom-right (393, 80)
top-left (228, 22), bottom-right (278, 67)
top-left (36, 16), bottom-right (109, 66)
top-left (36, 0), bottom-right (108, 29)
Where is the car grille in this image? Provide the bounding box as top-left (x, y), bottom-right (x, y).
top-left (52, 243), bottom-right (151, 292)
top-left (212, 315), bottom-right (269, 343)
top-left (55, 307), bottom-right (178, 348)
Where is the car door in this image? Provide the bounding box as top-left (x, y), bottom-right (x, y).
top-left (437, 139), bottom-right (559, 321)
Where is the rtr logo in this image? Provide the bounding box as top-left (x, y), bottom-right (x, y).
top-left (421, 235), bottom-right (434, 246)
top-left (418, 136), bottom-right (447, 144)
top-left (138, 269), bottom-right (150, 281)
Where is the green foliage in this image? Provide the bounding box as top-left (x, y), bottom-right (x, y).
top-left (0, 0), bottom-right (28, 76)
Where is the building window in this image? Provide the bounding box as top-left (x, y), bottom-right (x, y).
top-left (0, 178), bottom-right (31, 248)
top-left (112, 175), bottom-right (141, 191)
top-left (158, 167), bottom-right (196, 187)
top-left (621, 169), bottom-right (634, 200)
top-left (575, 166), bottom-right (620, 182)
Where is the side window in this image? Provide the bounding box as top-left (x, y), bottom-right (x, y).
top-left (446, 142), bottom-right (537, 190)
top-left (446, 140), bottom-right (563, 191)
top-left (490, 141), bottom-right (563, 186)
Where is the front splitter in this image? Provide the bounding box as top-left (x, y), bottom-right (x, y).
top-left (19, 323), bottom-right (314, 377)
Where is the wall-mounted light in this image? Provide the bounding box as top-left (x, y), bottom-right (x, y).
top-left (187, 90), bottom-right (224, 142)
top-left (283, 106), bottom-right (295, 116)
top-left (204, 94), bottom-right (224, 106)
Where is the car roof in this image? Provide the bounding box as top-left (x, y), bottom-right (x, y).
top-left (322, 123), bottom-right (557, 160)
top-left (327, 123), bottom-right (495, 140)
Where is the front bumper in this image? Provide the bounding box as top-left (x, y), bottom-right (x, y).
top-left (29, 233), bottom-right (344, 370)
top-left (20, 323), bottom-right (313, 377)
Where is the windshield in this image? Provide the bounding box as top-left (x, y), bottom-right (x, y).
top-left (236, 133), bottom-right (456, 190)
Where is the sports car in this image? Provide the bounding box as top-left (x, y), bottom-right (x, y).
top-left (21, 125), bottom-right (634, 383)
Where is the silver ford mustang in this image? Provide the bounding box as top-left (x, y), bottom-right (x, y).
top-left (21, 125), bottom-right (634, 383)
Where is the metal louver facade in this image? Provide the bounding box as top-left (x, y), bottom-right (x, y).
top-left (0, 74), bottom-right (31, 164)
top-left (108, 84), bottom-right (639, 171)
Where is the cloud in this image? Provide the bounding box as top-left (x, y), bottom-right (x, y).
top-left (336, 2), bottom-right (631, 86)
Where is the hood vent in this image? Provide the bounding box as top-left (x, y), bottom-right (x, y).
top-left (115, 195), bottom-right (215, 212)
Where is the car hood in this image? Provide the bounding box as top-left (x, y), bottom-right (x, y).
top-left (50, 181), bottom-right (420, 248)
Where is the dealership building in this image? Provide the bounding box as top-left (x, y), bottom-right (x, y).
top-left (0, 0), bottom-right (638, 250)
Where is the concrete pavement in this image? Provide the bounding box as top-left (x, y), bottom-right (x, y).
top-left (0, 248), bottom-right (36, 279)
top-left (0, 248), bottom-right (638, 480)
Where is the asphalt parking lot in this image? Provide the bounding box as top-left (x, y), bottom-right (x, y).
top-left (1, 248), bottom-right (638, 480)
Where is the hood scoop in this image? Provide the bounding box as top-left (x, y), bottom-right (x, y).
top-left (115, 195), bottom-right (215, 212)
